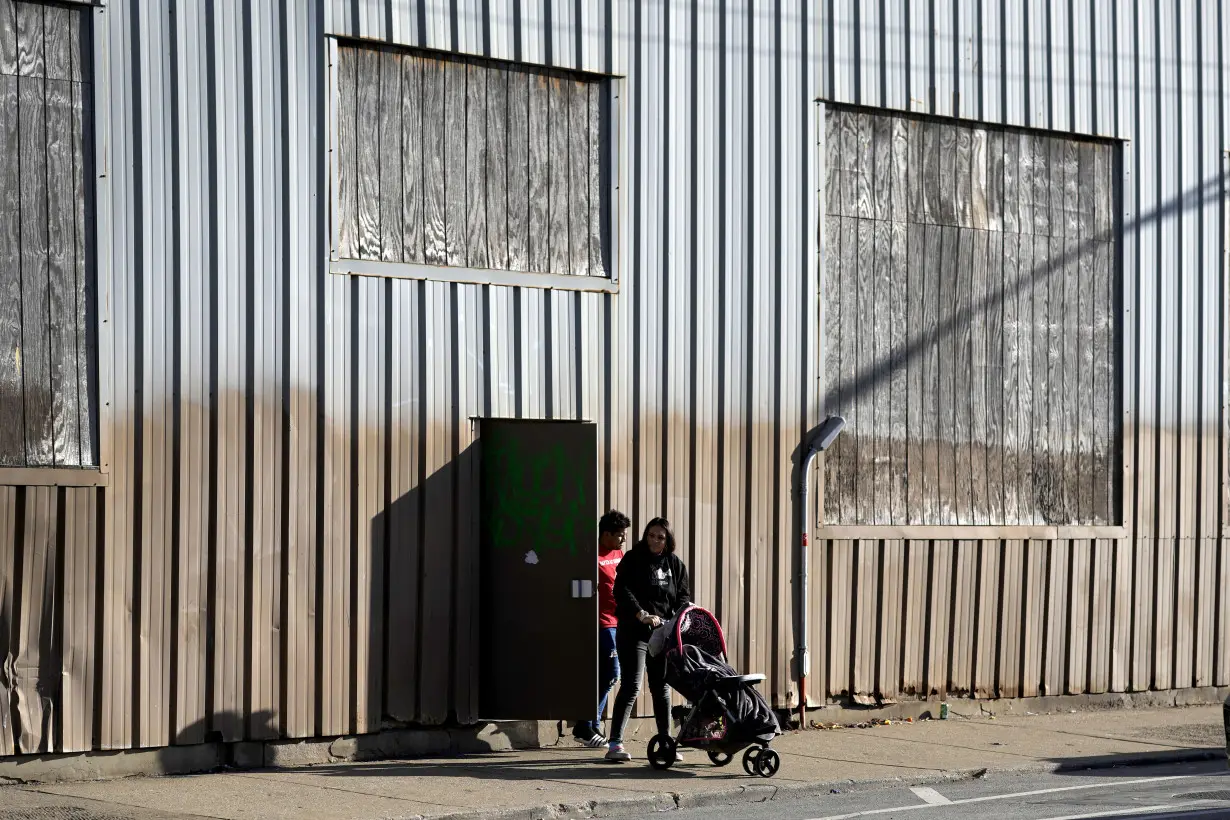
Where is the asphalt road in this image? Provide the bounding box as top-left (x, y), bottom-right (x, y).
top-left (628, 760), bottom-right (1230, 820)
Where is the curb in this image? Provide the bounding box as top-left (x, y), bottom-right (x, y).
top-left (419, 749), bottom-right (1227, 820)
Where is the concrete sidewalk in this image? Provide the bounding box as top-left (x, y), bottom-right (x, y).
top-left (1, 705), bottom-right (1224, 820)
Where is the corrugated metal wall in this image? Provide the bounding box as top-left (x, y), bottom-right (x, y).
top-left (0, 0), bottom-right (1225, 756)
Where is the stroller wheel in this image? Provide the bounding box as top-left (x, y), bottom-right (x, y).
top-left (707, 750), bottom-right (733, 767)
top-left (647, 735), bottom-right (677, 770)
top-left (755, 748), bottom-right (781, 778)
top-left (741, 746), bottom-right (760, 775)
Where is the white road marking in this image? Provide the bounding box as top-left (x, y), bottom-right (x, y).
top-left (1032, 803), bottom-right (1221, 820)
top-left (908, 786), bottom-right (951, 805)
top-left (805, 775), bottom-right (1194, 820)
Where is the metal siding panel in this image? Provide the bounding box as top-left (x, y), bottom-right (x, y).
top-left (980, 0), bottom-right (1001, 124)
top-left (906, 0), bottom-right (928, 114)
top-left (827, 540), bottom-right (852, 697)
top-left (1070, 0), bottom-right (1092, 135)
top-left (1020, 539), bottom-right (1047, 697)
top-left (418, 280), bottom-right (452, 723)
top-left (0, 486), bottom-right (14, 756)
top-left (1047, 0), bottom-right (1069, 132)
top-left (883, 0), bottom-right (906, 111)
top-left (385, 279), bottom-right (421, 722)
top-left (955, 0), bottom-right (975, 119)
top-left (453, 284), bottom-right (482, 723)
top-left (1088, 538), bottom-right (1112, 693)
top-left (389, 0), bottom-right (423, 48)
top-left (285, 0), bottom-right (320, 740)
top-left (61, 488), bottom-right (97, 752)
top-left (354, 277), bottom-right (386, 733)
top-left (901, 539), bottom-right (928, 695)
top-left (1111, 537), bottom-right (1133, 691)
top-left (212, 0), bottom-right (248, 739)
top-left (248, 0), bottom-right (285, 740)
top-left (1026, 0), bottom-right (1049, 128)
top-left (322, 273), bottom-right (352, 734)
top-left (1176, 1), bottom-right (1200, 544)
top-left (101, 0), bottom-right (135, 751)
top-left (1067, 539), bottom-right (1090, 694)
top-left (974, 539), bottom-right (1000, 697)
top-left (690, 0), bottom-right (719, 622)
top-left (1132, 536), bottom-right (1155, 690)
top-left (948, 539), bottom-right (976, 695)
top-left (853, 540), bottom-right (876, 699)
top-left (137, 0), bottom-right (173, 750)
top-left (172, 0), bottom-right (209, 745)
top-left (749, 0), bottom-right (775, 698)
top-left (859, 0), bottom-right (879, 107)
top-left (932, 0), bottom-right (955, 117)
top-left (1156, 1), bottom-right (1179, 543)
top-left (830, 0), bottom-right (854, 104)
top-left (998, 539), bottom-right (1025, 697)
top-left (15, 486), bottom-right (56, 754)
top-left (1042, 539), bottom-right (1069, 694)
top-left (879, 540), bottom-right (905, 698)
top-left (925, 540), bottom-right (953, 695)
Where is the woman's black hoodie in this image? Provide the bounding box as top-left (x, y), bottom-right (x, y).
top-left (613, 543), bottom-right (691, 640)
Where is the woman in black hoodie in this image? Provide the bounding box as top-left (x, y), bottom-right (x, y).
top-left (603, 517), bottom-right (691, 762)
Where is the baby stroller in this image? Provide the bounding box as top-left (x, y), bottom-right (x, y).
top-left (646, 604), bottom-right (782, 777)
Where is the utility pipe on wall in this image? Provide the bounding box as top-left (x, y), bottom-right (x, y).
top-left (796, 415), bottom-right (845, 730)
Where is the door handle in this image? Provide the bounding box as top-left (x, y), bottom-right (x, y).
top-left (571, 580), bottom-right (594, 598)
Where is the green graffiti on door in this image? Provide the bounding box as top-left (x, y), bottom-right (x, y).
top-left (485, 433), bottom-right (590, 555)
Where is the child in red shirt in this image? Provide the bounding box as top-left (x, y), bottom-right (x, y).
top-left (572, 509), bottom-right (631, 747)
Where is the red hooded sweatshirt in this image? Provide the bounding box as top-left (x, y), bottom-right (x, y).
top-left (597, 545), bottom-right (624, 628)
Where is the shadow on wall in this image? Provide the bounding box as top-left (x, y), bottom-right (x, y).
top-left (370, 439), bottom-right (480, 729)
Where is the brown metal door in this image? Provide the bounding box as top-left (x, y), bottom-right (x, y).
top-left (479, 419), bottom-right (598, 719)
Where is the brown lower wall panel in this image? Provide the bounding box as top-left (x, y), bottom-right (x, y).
top-left (0, 508), bottom-right (1227, 752)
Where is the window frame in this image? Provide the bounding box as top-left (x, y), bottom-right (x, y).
top-left (0, 0), bottom-right (105, 484)
top-left (325, 37), bottom-right (625, 294)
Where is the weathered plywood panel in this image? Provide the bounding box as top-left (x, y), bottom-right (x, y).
top-left (506, 69), bottom-right (529, 271)
top-left (336, 47), bottom-right (358, 259)
top-left (546, 76), bottom-right (570, 275)
top-left (69, 78), bottom-right (90, 465)
top-left (442, 58), bottom-right (467, 267)
top-left (41, 4), bottom-right (70, 81)
top-left (15, 0), bottom-right (41, 78)
top-left (904, 226), bottom-right (924, 521)
top-left (464, 62), bottom-right (487, 269)
top-left (0, 0), bottom-right (15, 77)
top-left (586, 82), bottom-right (606, 278)
top-left (46, 77), bottom-right (80, 466)
top-left (527, 72), bottom-right (550, 273)
top-left (378, 51), bottom-right (403, 262)
top-left (0, 73), bottom-right (23, 464)
top-left (567, 79), bottom-right (589, 276)
top-left (421, 57), bottom-right (445, 264)
top-left (19, 73), bottom-right (52, 466)
top-left (888, 223), bottom-right (907, 523)
top-left (401, 55), bottom-right (423, 263)
top-left (484, 68), bottom-right (508, 270)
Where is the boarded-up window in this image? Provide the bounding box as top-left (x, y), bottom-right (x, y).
top-left (822, 108), bottom-right (1117, 527)
top-left (0, 1), bottom-right (97, 468)
top-left (333, 44), bottom-right (611, 279)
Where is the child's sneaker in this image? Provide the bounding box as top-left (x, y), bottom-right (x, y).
top-left (605, 742), bottom-right (631, 762)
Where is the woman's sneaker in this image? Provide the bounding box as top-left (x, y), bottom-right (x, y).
top-left (605, 742), bottom-right (631, 762)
